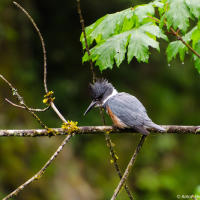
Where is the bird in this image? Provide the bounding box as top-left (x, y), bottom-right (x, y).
top-left (84, 79), bottom-right (166, 135)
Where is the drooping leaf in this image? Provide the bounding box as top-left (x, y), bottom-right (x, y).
top-left (83, 23), bottom-right (167, 71)
top-left (165, 0), bottom-right (191, 32)
top-left (185, 0), bottom-right (200, 18)
top-left (127, 29), bottom-right (158, 63)
top-left (166, 26), bottom-right (197, 62)
top-left (86, 31), bottom-right (130, 71)
top-left (127, 23), bottom-right (167, 63)
top-left (166, 41), bottom-right (188, 62)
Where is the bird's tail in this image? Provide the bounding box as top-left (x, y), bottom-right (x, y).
top-left (148, 122), bottom-right (166, 133)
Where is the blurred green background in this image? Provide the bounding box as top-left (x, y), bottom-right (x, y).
top-left (0, 0), bottom-right (200, 199)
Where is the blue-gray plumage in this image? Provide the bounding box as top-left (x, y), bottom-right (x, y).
top-left (84, 79), bottom-right (165, 135)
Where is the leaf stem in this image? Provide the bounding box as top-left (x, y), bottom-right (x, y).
top-left (148, 15), bottom-right (200, 59)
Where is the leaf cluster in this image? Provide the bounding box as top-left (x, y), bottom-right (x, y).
top-left (80, 0), bottom-right (200, 73)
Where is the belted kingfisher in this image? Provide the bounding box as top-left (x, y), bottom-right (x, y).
top-left (84, 79), bottom-right (165, 135)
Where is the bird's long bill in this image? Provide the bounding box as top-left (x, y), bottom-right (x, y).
top-left (84, 100), bottom-right (97, 116)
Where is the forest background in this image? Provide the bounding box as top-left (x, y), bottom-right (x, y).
top-left (0, 0), bottom-right (200, 199)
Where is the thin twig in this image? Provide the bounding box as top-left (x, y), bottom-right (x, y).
top-left (111, 135), bottom-right (147, 200)
top-left (2, 134), bottom-right (72, 200)
top-left (77, 0), bottom-right (96, 83)
top-left (50, 102), bottom-right (67, 123)
top-left (5, 98), bottom-right (50, 112)
top-left (0, 125), bottom-right (199, 137)
top-left (13, 1), bottom-right (48, 93)
top-left (13, 1), bottom-right (67, 123)
top-left (148, 15), bottom-right (200, 59)
top-left (0, 74), bottom-right (48, 129)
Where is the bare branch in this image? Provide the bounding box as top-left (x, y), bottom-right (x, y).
top-left (13, 1), bottom-right (48, 93)
top-left (3, 134), bottom-right (72, 200)
top-left (0, 125), bottom-right (200, 137)
top-left (5, 98), bottom-right (50, 112)
top-left (13, 1), bottom-right (67, 123)
top-left (77, 0), bottom-right (96, 83)
top-left (0, 74), bottom-right (48, 129)
top-left (111, 135), bottom-right (147, 200)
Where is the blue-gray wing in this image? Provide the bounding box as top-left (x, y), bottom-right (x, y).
top-left (106, 92), bottom-right (152, 127)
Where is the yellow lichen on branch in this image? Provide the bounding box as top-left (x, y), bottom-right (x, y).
top-left (61, 121), bottom-right (79, 134)
top-left (43, 91), bottom-right (55, 104)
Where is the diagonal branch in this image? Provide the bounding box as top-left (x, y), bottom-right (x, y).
top-left (99, 109), bottom-right (134, 200)
top-left (111, 135), bottom-right (147, 200)
top-left (2, 134), bottom-right (72, 200)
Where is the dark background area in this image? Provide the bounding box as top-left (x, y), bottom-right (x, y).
top-left (0, 0), bottom-right (200, 199)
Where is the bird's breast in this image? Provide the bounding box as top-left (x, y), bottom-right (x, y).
top-left (106, 106), bottom-right (128, 128)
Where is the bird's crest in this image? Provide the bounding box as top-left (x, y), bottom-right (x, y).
top-left (89, 79), bottom-right (113, 100)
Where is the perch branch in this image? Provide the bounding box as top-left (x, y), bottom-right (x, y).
top-left (0, 125), bottom-right (200, 137)
top-left (2, 134), bottom-right (72, 200)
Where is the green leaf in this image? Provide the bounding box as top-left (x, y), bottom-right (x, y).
top-left (80, 8), bottom-right (134, 49)
top-left (83, 23), bottom-right (166, 71)
top-left (166, 26), bottom-right (198, 63)
top-left (185, 0), bottom-right (200, 19)
top-left (191, 24), bottom-right (200, 47)
top-left (127, 29), bottom-right (158, 63)
top-left (191, 28), bottom-right (200, 47)
top-left (80, 16), bottom-right (106, 49)
top-left (140, 23), bottom-right (168, 41)
top-left (166, 41), bottom-right (188, 62)
top-left (183, 25), bottom-right (198, 42)
top-left (166, 0), bottom-right (191, 32)
top-left (87, 32), bottom-right (130, 71)
top-left (134, 4), bottom-right (155, 23)
top-left (193, 42), bottom-right (200, 73)
top-left (128, 23), bottom-right (166, 63)
top-left (152, 0), bottom-right (164, 8)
